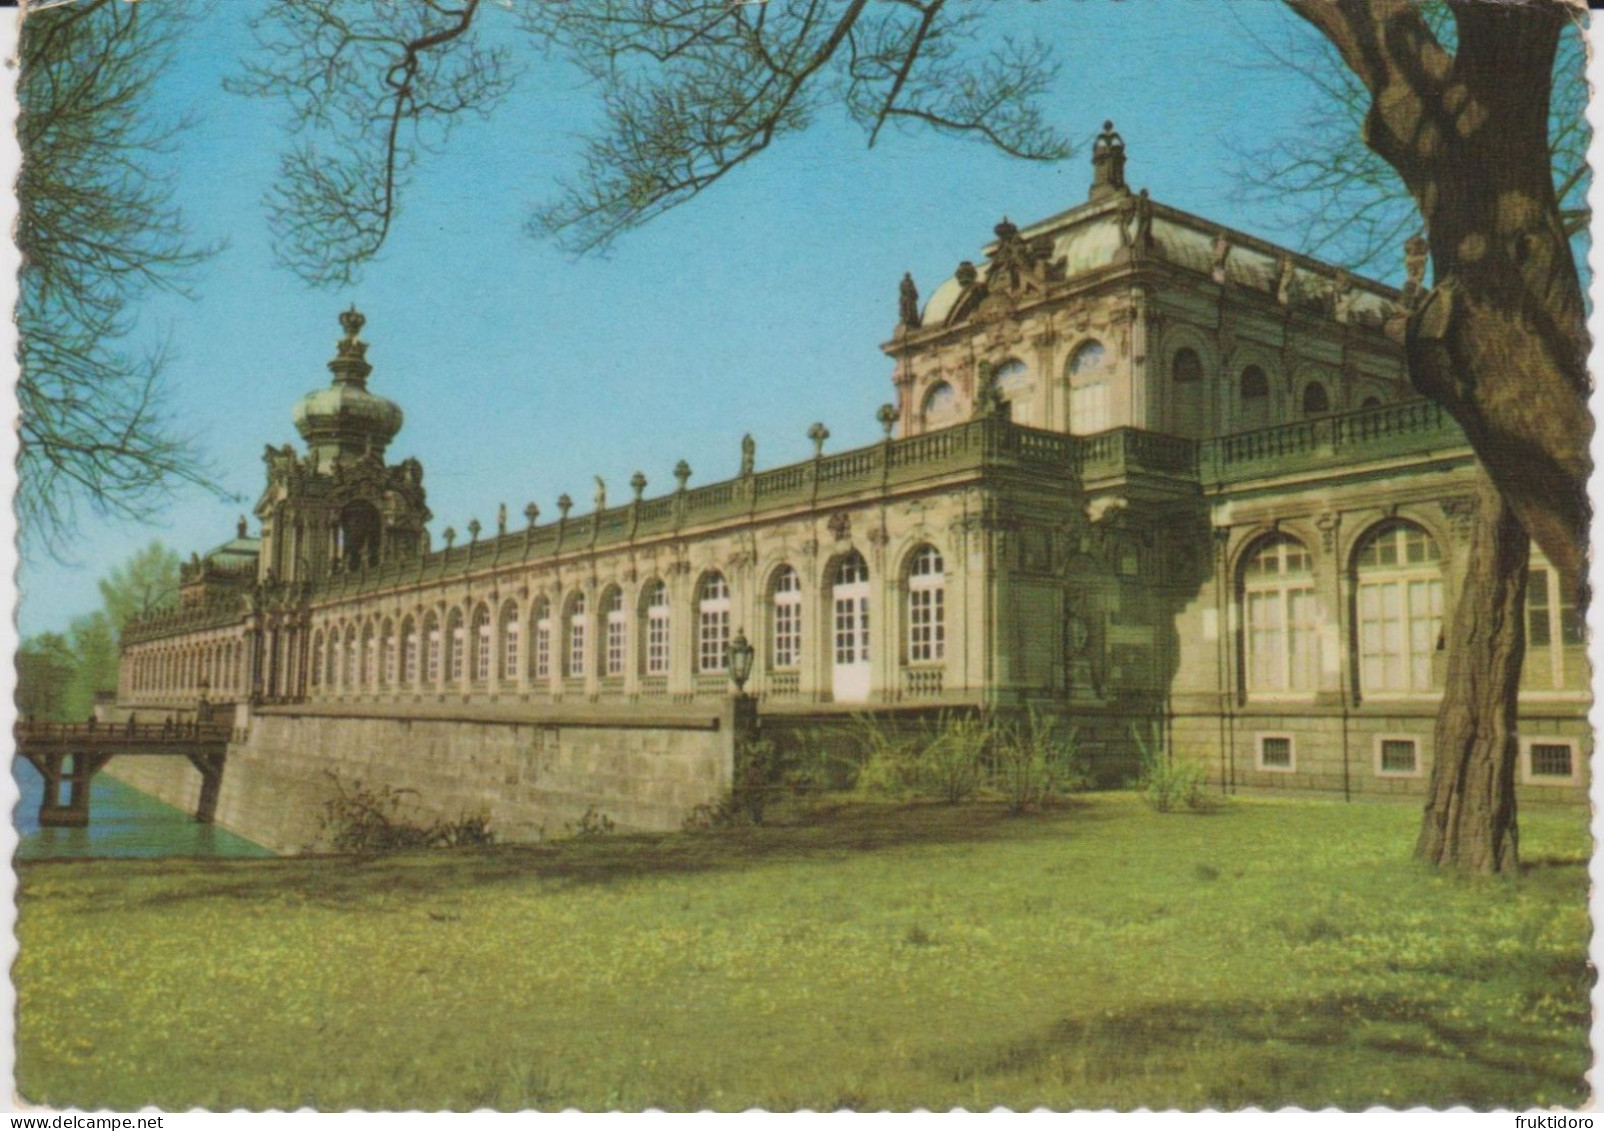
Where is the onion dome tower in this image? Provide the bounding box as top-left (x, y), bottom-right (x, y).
top-left (292, 306), bottom-right (403, 465)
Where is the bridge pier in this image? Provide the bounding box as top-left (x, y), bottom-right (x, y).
top-left (185, 751), bottom-right (227, 824)
top-left (28, 751), bottom-right (113, 828)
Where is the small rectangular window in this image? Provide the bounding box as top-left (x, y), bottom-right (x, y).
top-left (1378, 738), bottom-right (1417, 775)
top-left (1258, 735), bottom-right (1293, 771)
top-left (1529, 742), bottom-right (1574, 779)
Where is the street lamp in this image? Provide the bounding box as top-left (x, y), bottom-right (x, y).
top-left (728, 628), bottom-right (755, 695)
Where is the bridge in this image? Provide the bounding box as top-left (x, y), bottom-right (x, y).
top-left (15, 719), bottom-right (231, 828)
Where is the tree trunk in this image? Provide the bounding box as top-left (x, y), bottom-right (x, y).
top-left (1414, 484), bottom-right (1528, 873)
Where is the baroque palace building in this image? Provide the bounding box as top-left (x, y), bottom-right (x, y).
top-left (119, 126), bottom-right (1588, 822)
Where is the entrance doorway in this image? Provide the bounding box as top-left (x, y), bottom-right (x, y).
top-left (831, 553), bottom-right (871, 702)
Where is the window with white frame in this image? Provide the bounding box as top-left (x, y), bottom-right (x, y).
top-left (834, 553), bottom-right (871, 664)
top-left (381, 620), bottom-right (397, 686)
top-left (772, 567), bottom-right (802, 669)
top-left (1355, 521), bottom-right (1443, 695)
top-left (644, 582), bottom-right (670, 675)
top-left (401, 619), bottom-right (417, 685)
top-left (1257, 734), bottom-right (1294, 771)
top-left (1375, 736), bottom-right (1420, 777)
top-left (1242, 535), bottom-right (1318, 694)
top-left (698, 573), bottom-right (731, 672)
top-left (328, 634), bottom-right (341, 689)
top-left (425, 616), bottom-right (441, 685)
top-left (499, 601), bottom-right (520, 682)
top-left (1523, 562), bottom-right (1586, 691)
top-left (532, 601), bottom-right (552, 680)
top-left (566, 593), bottom-right (587, 677)
top-left (361, 625), bottom-right (375, 688)
top-left (907, 545), bottom-right (945, 663)
top-left (448, 610), bottom-right (466, 683)
top-left (471, 604), bottom-right (492, 683)
top-left (310, 632), bottom-right (324, 688)
top-left (603, 588), bottom-right (626, 676)
top-left (1524, 739), bottom-right (1577, 782)
top-left (345, 628), bottom-right (358, 687)
top-left (1067, 340), bottom-right (1111, 434)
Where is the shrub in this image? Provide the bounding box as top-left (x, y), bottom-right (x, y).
top-left (850, 714), bottom-right (926, 799)
top-left (917, 711), bottom-right (989, 804)
top-left (1132, 724), bottom-right (1215, 813)
top-left (569, 807), bottom-right (615, 837)
top-left (319, 772), bottom-right (494, 852)
top-left (990, 709), bottom-right (1089, 814)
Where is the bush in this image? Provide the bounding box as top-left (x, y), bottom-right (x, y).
top-left (991, 709), bottom-right (1089, 814)
top-left (319, 772), bottom-right (494, 852)
top-left (918, 711), bottom-right (989, 804)
top-left (1132, 724), bottom-right (1214, 813)
top-left (568, 807), bottom-right (616, 837)
top-left (849, 714), bottom-right (927, 799)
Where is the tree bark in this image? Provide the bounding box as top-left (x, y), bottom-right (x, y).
top-left (1414, 484), bottom-right (1528, 873)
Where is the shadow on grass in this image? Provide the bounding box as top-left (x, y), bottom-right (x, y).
top-left (29, 797), bottom-right (1136, 914)
top-left (925, 987), bottom-right (1590, 1109)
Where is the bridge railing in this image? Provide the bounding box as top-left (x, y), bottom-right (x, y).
top-left (15, 720), bottom-right (234, 745)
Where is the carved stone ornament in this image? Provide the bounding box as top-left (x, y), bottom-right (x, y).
top-left (827, 511), bottom-right (852, 542)
top-left (1439, 495), bottom-right (1479, 540)
top-left (1316, 511), bottom-right (1341, 554)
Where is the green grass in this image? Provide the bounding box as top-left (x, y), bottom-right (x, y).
top-left (16, 794), bottom-right (1592, 1110)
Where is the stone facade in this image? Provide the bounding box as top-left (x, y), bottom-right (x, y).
top-left (117, 128), bottom-right (1589, 848)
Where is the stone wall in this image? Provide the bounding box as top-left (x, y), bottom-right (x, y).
top-left (106, 703), bottom-right (735, 854)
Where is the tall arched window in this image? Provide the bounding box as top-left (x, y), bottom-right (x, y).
top-left (532, 598), bottom-right (552, 680)
top-left (771, 567), bottom-right (802, 669)
top-left (602, 587), bottom-right (626, 677)
top-left (993, 358), bottom-right (1035, 426)
top-left (1523, 554), bottom-right (1586, 691)
top-left (1241, 365), bottom-right (1269, 399)
top-left (1171, 348), bottom-right (1203, 382)
top-left (327, 632), bottom-right (341, 690)
top-left (360, 623), bottom-right (376, 688)
top-left (566, 593), bottom-right (588, 677)
top-left (380, 619), bottom-right (397, 686)
top-left (643, 581), bottom-right (670, 675)
top-left (446, 608), bottom-right (466, 683)
top-left (1242, 536), bottom-right (1318, 693)
top-left (907, 545), bottom-right (945, 663)
top-left (1238, 364), bottom-right (1271, 429)
top-left (698, 573), bottom-right (731, 672)
top-left (1355, 521), bottom-right (1443, 694)
top-left (400, 617), bottom-right (417, 685)
top-left (1302, 381), bottom-right (1330, 415)
top-left (470, 603), bottom-right (492, 683)
top-left (344, 625), bottom-right (359, 688)
top-left (922, 381), bottom-right (960, 428)
top-left (1067, 340), bottom-right (1111, 434)
top-left (310, 631), bottom-right (324, 688)
top-left (498, 600), bottom-right (520, 682)
top-left (424, 612), bottom-right (442, 686)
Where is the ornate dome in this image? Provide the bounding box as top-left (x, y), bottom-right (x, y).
top-left (292, 306), bottom-right (404, 462)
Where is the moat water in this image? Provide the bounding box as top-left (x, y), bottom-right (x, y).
top-left (14, 758), bottom-right (273, 860)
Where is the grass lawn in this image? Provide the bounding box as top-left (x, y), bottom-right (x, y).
top-left (16, 793), bottom-right (1592, 1110)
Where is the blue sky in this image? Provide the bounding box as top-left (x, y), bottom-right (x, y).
top-left (14, 2), bottom-right (1581, 635)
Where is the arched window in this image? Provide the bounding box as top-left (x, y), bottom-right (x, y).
top-left (771, 567), bottom-right (802, 669)
top-left (380, 619), bottom-right (396, 686)
top-left (339, 501), bottom-right (382, 570)
top-left (445, 608), bottom-right (466, 683)
top-left (1355, 521), bottom-right (1443, 694)
top-left (922, 381), bottom-right (961, 428)
top-left (498, 600), bottom-right (520, 682)
top-left (400, 617), bottom-right (417, 685)
top-left (310, 631), bottom-right (324, 688)
top-left (327, 631), bottom-right (341, 690)
top-left (1067, 340), bottom-right (1111, 434)
top-left (993, 358), bottom-right (1035, 426)
top-left (1242, 536), bottom-right (1318, 694)
top-left (1524, 553), bottom-right (1587, 691)
top-left (1241, 365), bottom-right (1268, 399)
top-left (907, 545), bottom-right (945, 663)
top-left (566, 593), bottom-right (588, 677)
top-left (602, 587), bottom-right (626, 677)
top-left (1171, 348), bottom-right (1203, 382)
top-left (360, 623), bottom-right (375, 688)
top-left (344, 625), bottom-right (359, 688)
top-left (698, 573), bottom-right (731, 672)
top-left (532, 598), bottom-right (552, 680)
top-left (424, 612), bottom-right (442, 686)
top-left (643, 581), bottom-right (670, 675)
top-left (1302, 381), bottom-right (1330, 415)
top-left (469, 604), bottom-right (492, 683)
